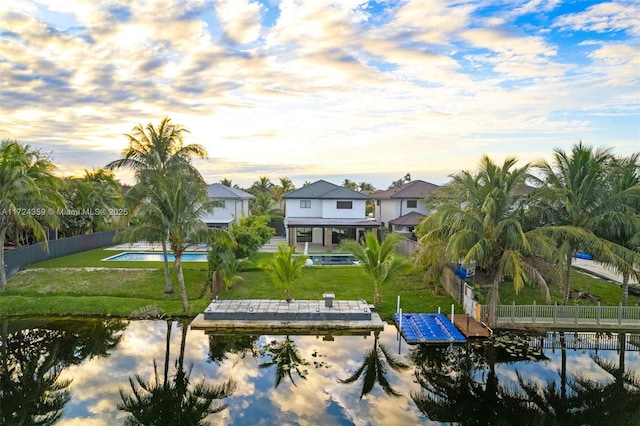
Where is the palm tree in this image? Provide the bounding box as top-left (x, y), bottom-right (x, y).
top-left (0, 140), bottom-right (64, 291)
top-left (588, 153), bottom-right (640, 305)
top-left (260, 243), bottom-right (307, 302)
top-left (530, 142), bottom-right (640, 304)
top-left (105, 117), bottom-right (207, 294)
top-left (250, 192), bottom-right (279, 216)
top-left (416, 156), bottom-right (557, 327)
top-left (219, 250), bottom-right (250, 290)
top-left (118, 173), bottom-right (226, 312)
top-left (341, 231), bottom-right (413, 306)
top-left (342, 179), bottom-right (358, 190)
top-left (338, 331), bottom-right (409, 398)
top-left (249, 176), bottom-right (273, 196)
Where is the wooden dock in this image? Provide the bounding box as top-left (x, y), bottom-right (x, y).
top-left (448, 314), bottom-right (491, 338)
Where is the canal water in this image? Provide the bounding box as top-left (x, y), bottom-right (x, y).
top-left (1, 318), bottom-right (639, 425)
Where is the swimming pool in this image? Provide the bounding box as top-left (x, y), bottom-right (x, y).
top-left (303, 254), bottom-right (359, 265)
top-left (104, 252), bottom-right (208, 262)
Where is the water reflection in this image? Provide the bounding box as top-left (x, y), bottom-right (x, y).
top-left (118, 319), bottom-right (236, 425)
top-left (2, 319), bottom-right (640, 424)
top-left (338, 330), bottom-right (410, 399)
top-left (0, 318), bottom-right (125, 424)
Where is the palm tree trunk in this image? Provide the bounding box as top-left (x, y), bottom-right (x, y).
top-left (374, 283), bottom-right (382, 306)
top-left (0, 226), bottom-right (7, 291)
top-left (621, 272), bottom-right (630, 306)
top-left (562, 250), bottom-right (573, 305)
top-left (161, 240), bottom-right (173, 294)
top-left (164, 319), bottom-right (173, 388)
top-left (487, 272), bottom-right (502, 328)
top-left (175, 254), bottom-right (189, 313)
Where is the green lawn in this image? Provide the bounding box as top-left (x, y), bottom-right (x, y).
top-left (3, 246), bottom-right (633, 321)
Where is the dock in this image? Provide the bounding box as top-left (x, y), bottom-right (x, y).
top-left (191, 298), bottom-right (385, 334)
top-left (448, 313), bottom-right (491, 338)
top-left (394, 313), bottom-right (467, 344)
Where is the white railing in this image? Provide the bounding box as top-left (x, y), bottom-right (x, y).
top-left (483, 302), bottom-right (640, 329)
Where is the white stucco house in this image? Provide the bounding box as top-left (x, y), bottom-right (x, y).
top-left (201, 183), bottom-right (254, 228)
top-left (283, 180), bottom-right (380, 250)
top-left (371, 180), bottom-right (439, 239)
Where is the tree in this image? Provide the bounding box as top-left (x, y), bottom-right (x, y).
top-left (358, 182), bottom-right (376, 192)
top-left (105, 117), bottom-right (207, 294)
top-left (250, 192), bottom-right (279, 216)
top-left (0, 140), bottom-right (64, 291)
top-left (118, 173), bottom-right (225, 312)
top-left (249, 176), bottom-right (273, 196)
top-left (342, 179), bottom-right (358, 190)
top-left (260, 243), bottom-right (307, 302)
top-left (530, 142), bottom-right (640, 304)
top-left (259, 337), bottom-right (310, 388)
top-left (59, 169), bottom-right (123, 237)
top-left (341, 231), bottom-right (413, 306)
top-left (588, 153), bottom-right (640, 305)
top-left (416, 156), bottom-right (557, 326)
top-left (389, 173), bottom-right (411, 189)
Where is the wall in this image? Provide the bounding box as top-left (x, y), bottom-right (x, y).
top-left (4, 231), bottom-right (115, 278)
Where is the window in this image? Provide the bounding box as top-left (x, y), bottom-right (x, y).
top-left (300, 199), bottom-right (311, 208)
top-left (297, 227), bottom-right (312, 242)
top-left (337, 201), bottom-right (352, 209)
top-left (406, 200), bottom-right (417, 208)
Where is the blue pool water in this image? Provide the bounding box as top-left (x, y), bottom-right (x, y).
top-left (306, 254), bottom-right (358, 265)
top-left (104, 252), bottom-right (208, 262)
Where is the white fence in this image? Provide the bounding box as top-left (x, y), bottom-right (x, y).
top-left (485, 302), bottom-right (640, 329)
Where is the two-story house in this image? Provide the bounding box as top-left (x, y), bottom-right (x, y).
top-left (283, 180), bottom-right (380, 250)
top-left (201, 183), bottom-right (254, 228)
top-left (372, 180), bottom-right (439, 239)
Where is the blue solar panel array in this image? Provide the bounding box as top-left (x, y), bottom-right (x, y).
top-left (393, 313), bottom-right (467, 344)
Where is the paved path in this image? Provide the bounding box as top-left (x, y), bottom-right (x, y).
top-left (572, 257), bottom-right (638, 285)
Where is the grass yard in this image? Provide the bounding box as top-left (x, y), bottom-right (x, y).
top-left (2, 247), bottom-right (454, 320)
top-left (3, 245), bottom-right (632, 321)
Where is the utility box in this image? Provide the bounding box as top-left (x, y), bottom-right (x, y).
top-left (323, 292), bottom-right (335, 308)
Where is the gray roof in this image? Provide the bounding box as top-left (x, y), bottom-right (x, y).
top-left (372, 180), bottom-right (439, 199)
top-left (283, 180), bottom-right (370, 200)
top-left (389, 211), bottom-right (426, 226)
top-left (206, 183), bottom-right (255, 199)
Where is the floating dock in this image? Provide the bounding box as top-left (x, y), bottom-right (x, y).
top-left (191, 298), bottom-right (385, 333)
top-left (448, 314), bottom-right (491, 338)
top-left (394, 313), bottom-right (467, 344)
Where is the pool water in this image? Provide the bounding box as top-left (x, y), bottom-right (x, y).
top-left (305, 254), bottom-right (359, 265)
top-left (104, 252), bottom-right (208, 262)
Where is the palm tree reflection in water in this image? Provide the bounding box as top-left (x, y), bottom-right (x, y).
top-left (118, 319), bottom-right (236, 425)
top-left (338, 330), bottom-right (410, 399)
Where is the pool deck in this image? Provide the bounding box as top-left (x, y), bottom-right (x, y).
top-left (191, 298), bottom-right (385, 333)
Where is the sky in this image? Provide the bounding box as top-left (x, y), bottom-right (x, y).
top-left (1, 0), bottom-right (638, 190)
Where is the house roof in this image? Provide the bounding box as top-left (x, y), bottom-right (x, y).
top-left (389, 211), bottom-right (426, 227)
top-left (283, 180), bottom-right (370, 200)
top-left (372, 180), bottom-right (439, 199)
top-left (206, 183), bottom-right (254, 199)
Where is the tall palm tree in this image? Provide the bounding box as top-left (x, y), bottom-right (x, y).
top-left (260, 243), bottom-right (307, 302)
top-left (341, 231), bottom-right (413, 306)
top-left (106, 117), bottom-right (207, 294)
top-left (249, 176), bottom-right (273, 196)
top-left (588, 153), bottom-right (640, 305)
top-left (338, 331), bottom-right (409, 398)
top-left (416, 156), bottom-right (557, 327)
top-left (118, 173), bottom-right (225, 312)
top-left (0, 140), bottom-right (64, 291)
top-left (250, 192), bottom-right (279, 216)
top-left (530, 142), bottom-right (640, 304)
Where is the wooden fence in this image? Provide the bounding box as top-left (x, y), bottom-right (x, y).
top-left (484, 302), bottom-right (640, 330)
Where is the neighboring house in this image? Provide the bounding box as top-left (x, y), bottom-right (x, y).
top-left (201, 183), bottom-right (254, 228)
top-left (283, 180), bottom-right (380, 250)
top-left (372, 180), bottom-right (440, 239)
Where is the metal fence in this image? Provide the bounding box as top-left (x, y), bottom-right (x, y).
top-left (485, 302), bottom-right (640, 328)
top-left (4, 231), bottom-right (115, 277)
